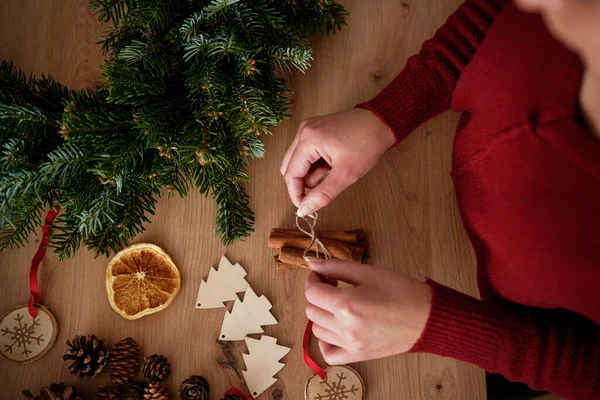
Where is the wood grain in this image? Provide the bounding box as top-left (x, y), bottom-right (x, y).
top-left (0, 0), bottom-right (486, 398)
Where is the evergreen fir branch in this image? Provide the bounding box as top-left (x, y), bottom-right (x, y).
top-left (1, 0), bottom-right (347, 256)
top-left (0, 195), bottom-right (44, 250)
top-left (0, 103), bottom-right (52, 135)
top-left (267, 45), bottom-right (313, 74)
top-left (0, 170), bottom-right (43, 206)
top-left (0, 61), bottom-right (34, 105)
top-left (204, 0), bottom-right (242, 17)
top-left (90, 0), bottom-right (133, 25)
top-left (41, 143), bottom-right (89, 185)
top-left (179, 12), bottom-right (207, 41)
top-left (212, 179), bottom-right (254, 245)
top-left (47, 214), bottom-right (85, 260)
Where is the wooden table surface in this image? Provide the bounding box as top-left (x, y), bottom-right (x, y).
top-left (0, 0), bottom-right (486, 398)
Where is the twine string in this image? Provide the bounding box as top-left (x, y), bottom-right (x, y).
top-left (297, 211), bottom-right (330, 380)
top-left (295, 212), bottom-right (331, 260)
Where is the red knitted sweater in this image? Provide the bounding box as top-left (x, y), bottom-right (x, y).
top-left (358, 1), bottom-right (600, 398)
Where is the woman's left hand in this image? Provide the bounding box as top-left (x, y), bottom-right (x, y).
top-left (304, 258), bottom-right (432, 365)
top-left (515, 0), bottom-right (600, 134)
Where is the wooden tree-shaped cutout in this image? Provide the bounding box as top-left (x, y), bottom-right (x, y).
top-left (219, 287), bottom-right (278, 341)
top-left (242, 336), bottom-right (290, 398)
top-left (195, 255), bottom-right (249, 309)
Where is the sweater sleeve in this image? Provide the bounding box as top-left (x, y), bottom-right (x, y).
top-left (410, 280), bottom-right (600, 399)
top-left (357, 0), bottom-right (509, 146)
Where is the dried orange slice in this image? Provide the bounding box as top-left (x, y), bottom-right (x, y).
top-left (105, 243), bottom-right (181, 320)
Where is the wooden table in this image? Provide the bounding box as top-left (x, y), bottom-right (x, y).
top-left (0, 0), bottom-right (486, 398)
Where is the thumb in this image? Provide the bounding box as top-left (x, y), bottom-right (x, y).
top-left (305, 258), bottom-right (370, 285)
top-left (297, 166), bottom-right (358, 217)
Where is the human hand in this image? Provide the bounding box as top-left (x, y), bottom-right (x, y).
top-left (515, 0), bottom-right (600, 133)
top-left (304, 258), bottom-right (432, 365)
top-left (281, 108), bottom-right (395, 217)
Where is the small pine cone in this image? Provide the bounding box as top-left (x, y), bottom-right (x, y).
top-left (142, 354), bottom-right (171, 382)
top-left (22, 382), bottom-right (84, 400)
top-left (179, 376), bottom-right (209, 400)
top-left (119, 381), bottom-right (148, 400)
top-left (143, 382), bottom-right (168, 400)
top-left (94, 385), bottom-right (118, 400)
top-left (220, 396), bottom-right (245, 400)
top-left (109, 337), bottom-right (142, 386)
top-left (63, 334), bottom-right (109, 378)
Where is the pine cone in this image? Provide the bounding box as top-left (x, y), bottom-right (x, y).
top-left (220, 396), bottom-right (245, 400)
top-left (22, 383), bottom-right (84, 400)
top-left (63, 334), bottom-right (109, 378)
top-left (94, 385), bottom-right (118, 400)
top-left (179, 376), bottom-right (209, 400)
top-left (142, 354), bottom-right (171, 382)
top-left (119, 381), bottom-right (147, 400)
top-left (143, 382), bottom-right (168, 400)
top-left (109, 337), bottom-right (142, 385)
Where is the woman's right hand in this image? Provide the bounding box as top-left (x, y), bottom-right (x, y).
top-left (281, 108), bottom-right (395, 216)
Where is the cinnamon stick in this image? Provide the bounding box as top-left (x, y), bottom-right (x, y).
top-left (268, 234), bottom-right (364, 262)
top-left (273, 255), bottom-right (294, 270)
top-left (278, 247), bottom-right (314, 269)
top-left (270, 228), bottom-right (365, 244)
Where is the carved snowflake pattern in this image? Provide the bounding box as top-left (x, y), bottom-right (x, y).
top-left (314, 371), bottom-right (359, 400)
top-left (1, 313), bottom-right (45, 358)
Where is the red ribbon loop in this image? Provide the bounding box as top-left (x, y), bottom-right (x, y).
top-left (224, 386), bottom-right (253, 400)
top-left (28, 207), bottom-right (59, 318)
top-left (303, 320), bottom-right (327, 380)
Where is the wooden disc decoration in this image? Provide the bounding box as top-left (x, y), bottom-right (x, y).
top-left (305, 365), bottom-right (365, 400)
top-left (0, 304), bottom-right (58, 363)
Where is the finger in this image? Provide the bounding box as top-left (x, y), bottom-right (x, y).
top-left (284, 142), bottom-right (322, 208)
top-left (318, 340), bottom-right (353, 365)
top-left (312, 324), bottom-right (344, 348)
top-left (306, 258), bottom-right (371, 286)
top-left (306, 303), bottom-right (337, 330)
top-left (297, 166), bottom-right (358, 217)
top-left (304, 165), bottom-right (331, 189)
top-left (306, 271), bottom-right (343, 313)
top-left (280, 122), bottom-right (305, 175)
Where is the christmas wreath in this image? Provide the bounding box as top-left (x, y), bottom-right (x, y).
top-left (0, 0), bottom-right (346, 259)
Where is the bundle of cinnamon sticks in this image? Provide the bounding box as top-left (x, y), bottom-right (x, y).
top-left (268, 228), bottom-right (369, 270)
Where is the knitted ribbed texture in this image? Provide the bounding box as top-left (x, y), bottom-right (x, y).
top-left (411, 281), bottom-right (600, 399)
top-left (357, 0), bottom-right (508, 145)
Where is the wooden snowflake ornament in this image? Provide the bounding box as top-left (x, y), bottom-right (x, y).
top-left (305, 365), bottom-right (365, 400)
top-left (242, 336), bottom-right (290, 398)
top-left (219, 287), bottom-right (278, 341)
top-left (195, 255), bottom-right (249, 309)
top-left (0, 304), bottom-right (58, 363)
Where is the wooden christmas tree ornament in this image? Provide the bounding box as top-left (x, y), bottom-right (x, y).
top-left (241, 336), bottom-right (290, 399)
top-left (219, 287), bottom-right (278, 341)
top-left (305, 365), bottom-right (365, 400)
top-left (0, 304), bottom-right (58, 363)
top-left (196, 256), bottom-right (249, 309)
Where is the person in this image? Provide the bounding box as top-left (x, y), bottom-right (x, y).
top-left (279, 0), bottom-right (600, 398)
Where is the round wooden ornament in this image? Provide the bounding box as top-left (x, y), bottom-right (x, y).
top-left (0, 304), bottom-right (58, 363)
top-left (305, 365), bottom-right (365, 400)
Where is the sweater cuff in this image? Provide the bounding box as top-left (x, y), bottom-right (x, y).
top-left (356, 59), bottom-right (451, 147)
top-left (409, 280), bottom-right (507, 368)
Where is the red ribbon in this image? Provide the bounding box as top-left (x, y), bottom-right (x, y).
top-left (224, 386), bottom-right (253, 400)
top-left (302, 271), bottom-right (331, 380)
top-left (303, 320), bottom-right (327, 379)
top-left (28, 207), bottom-right (59, 318)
